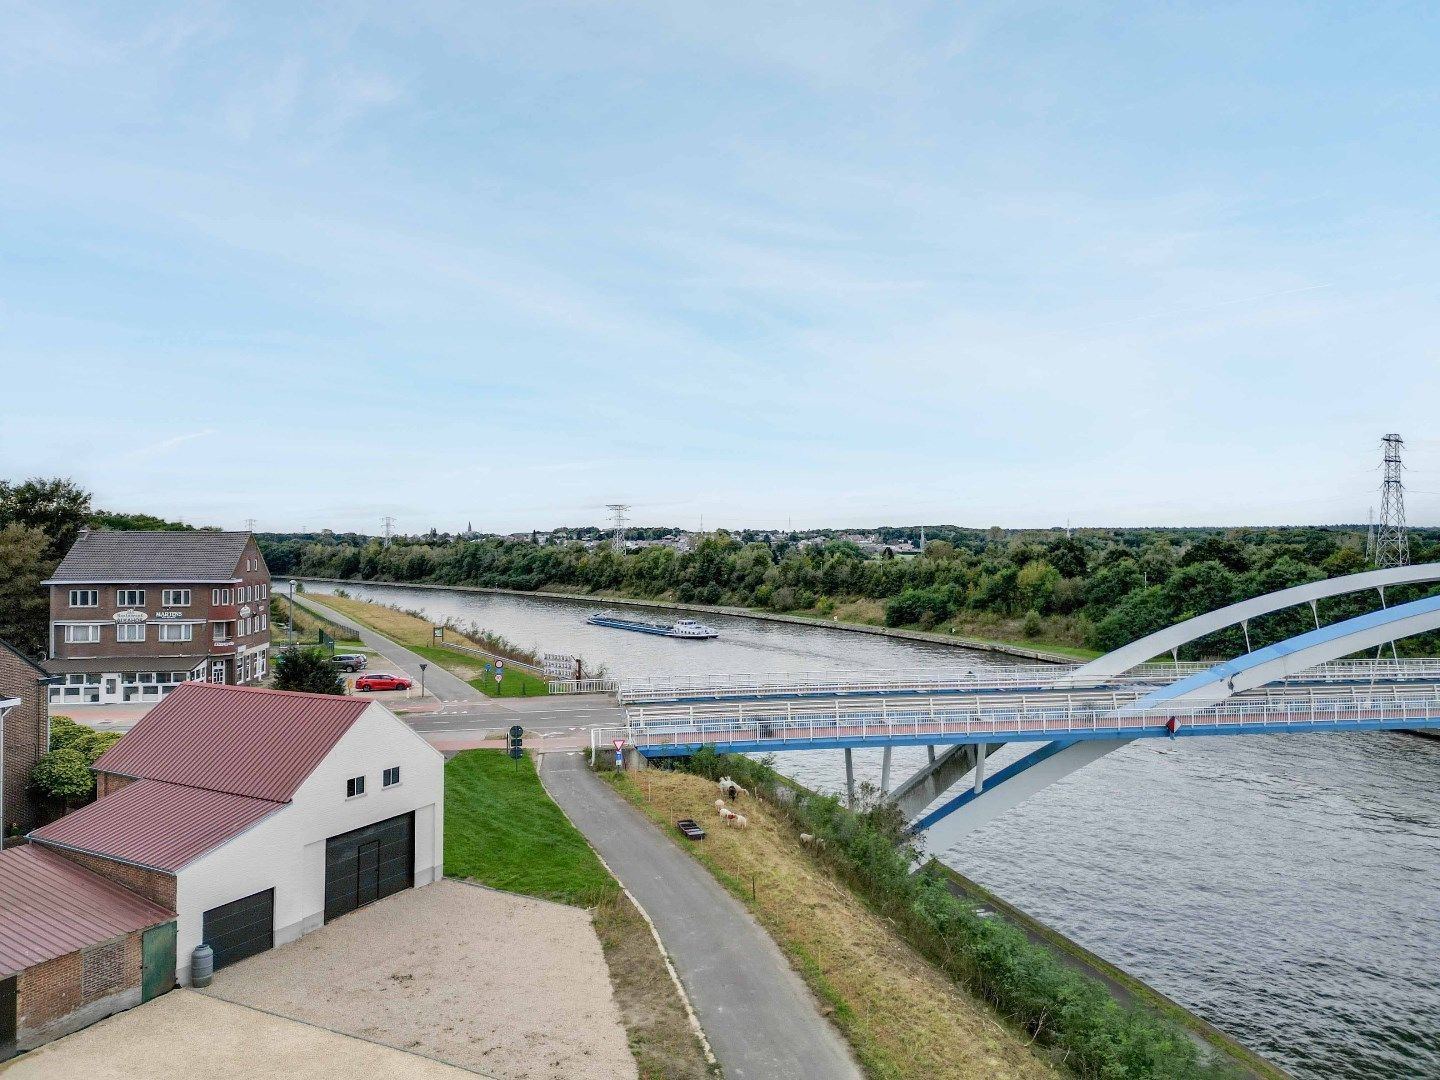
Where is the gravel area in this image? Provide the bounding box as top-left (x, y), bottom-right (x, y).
top-left (201, 879), bottom-right (637, 1080)
top-left (2, 990), bottom-right (476, 1080)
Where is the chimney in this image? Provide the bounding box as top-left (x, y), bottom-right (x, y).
top-left (77, 527), bottom-right (91, 542)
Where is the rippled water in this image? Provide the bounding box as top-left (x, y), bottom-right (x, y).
top-left (307, 581), bottom-right (1440, 1079)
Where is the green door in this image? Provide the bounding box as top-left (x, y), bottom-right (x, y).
top-left (141, 922), bottom-right (177, 1001)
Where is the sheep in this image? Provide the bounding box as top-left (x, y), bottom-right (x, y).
top-left (718, 807), bottom-right (737, 821)
top-left (731, 784), bottom-right (748, 799)
top-left (715, 799), bottom-right (726, 812)
top-left (800, 833), bottom-right (826, 849)
top-left (731, 813), bottom-right (748, 829)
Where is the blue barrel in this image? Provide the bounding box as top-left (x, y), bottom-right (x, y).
top-left (191, 943), bottom-right (214, 987)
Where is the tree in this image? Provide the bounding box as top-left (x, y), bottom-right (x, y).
top-left (30, 748), bottom-right (95, 806)
top-left (0, 524), bottom-right (52, 657)
top-left (0, 477), bottom-right (92, 561)
top-left (1044, 537), bottom-right (1088, 578)
top-left (272, 646), bottom-right (346, 694)
top-left (1016, 561), bottom-right (1061, 614)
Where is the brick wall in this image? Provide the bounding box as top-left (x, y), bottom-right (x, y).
top-left (95, 773), bottom-right (135, 799)
top-left (0, 646), bottom-right (48, 837)
top-left (16, 931), bottom-right (144, 1041)
top-left (41, 847), bottom-right (176, 910)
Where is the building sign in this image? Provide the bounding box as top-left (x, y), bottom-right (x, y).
top-left (154, 611), bottom-right (181, 620)
top-left (543, 653), bottom-right (578, 680)
top-left (113, 610), bottom-right (147, 622)
top-left (239, 604), bottom-right (253, 618)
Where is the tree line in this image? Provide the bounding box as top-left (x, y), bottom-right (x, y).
top-left (259, 525), bottom-right (1440, 657)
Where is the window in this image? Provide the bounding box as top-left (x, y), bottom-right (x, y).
top-left (162, 589), bottom-right (191, 607)
top-left (64, 624), bottom-right (102, 643)
top-left (259, 583), bottom-right (267, 600)
top-left (69, 589), bottom-right (98, 607)
top-left (346, 775), bottom-right (366, 798)
top-left (383, 766), bottom-right (401, 788)
top-left (260, 613), bottom-right (268, 631)
top-left (116, 623), bottom-right (146, 642)
top-left (116, 589), bottom-right (145, 607)
top-left (158, 623), bottom-right (193, 642)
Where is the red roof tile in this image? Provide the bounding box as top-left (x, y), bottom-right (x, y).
top-left (93, 682), bottom-right (371, 802)
top-left (0, 845), bottom-right (173, 977)
top-left (31, 779), bottom-right (283, 872)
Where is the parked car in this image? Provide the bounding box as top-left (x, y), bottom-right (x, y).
top-left (330, 654), bottom-right (368, 672)
top-left (355, 673), bottom-right (413, 692)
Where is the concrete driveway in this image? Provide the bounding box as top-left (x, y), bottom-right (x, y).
top-left (201, 879), bottom-right (636, 1080)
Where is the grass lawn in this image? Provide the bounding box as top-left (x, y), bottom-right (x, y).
top-left (444, 749), bottom-right (715, 1078)
top-left (608, 768), bottom-right (1055, 1080)
top-left (445, 749), bottom-right (613, 905)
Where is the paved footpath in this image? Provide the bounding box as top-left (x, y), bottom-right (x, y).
top-left (540, 751), bottom-right (863, 1080)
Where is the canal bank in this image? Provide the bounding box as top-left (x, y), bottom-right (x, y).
top-left (292, 577), bottom-right (1078, 664)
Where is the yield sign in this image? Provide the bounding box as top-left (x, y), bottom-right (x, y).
top-left (612, 739), bottom-right (626, 751)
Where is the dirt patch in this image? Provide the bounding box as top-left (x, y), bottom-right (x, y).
top-left (201, 880), bottom-right (636, 1080)
top-left (614, 770), bottom-right (1057, 1080)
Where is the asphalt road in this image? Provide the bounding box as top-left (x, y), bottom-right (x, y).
top-left (540, 751), bottom-right (862, 1080)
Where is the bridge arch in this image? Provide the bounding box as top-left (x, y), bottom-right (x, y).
top-left (1065, 563), bottom-right (1440, 683)
top-left (911, 592), bottom-right (1440, 863)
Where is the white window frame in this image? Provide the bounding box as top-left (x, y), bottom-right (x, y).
top-left (116, 589), bottom-right (145, 607)
top-left (158, 623), bottom-right (193, 642)
top-left (345, 775), bottom-right (366, 799)
top-left (63, 624), bottom-right (102, 643)
top-left (382, 766), bottom-right (401, 788)
top-left (162, 589), bottom-right (191, 607)
top-left (69, 589), bottom-right (98, 607)
top-left (116, 623), bottom-right (146, 642)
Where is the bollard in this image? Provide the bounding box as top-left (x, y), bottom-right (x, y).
top-left (191, 943), bottom-right (214, 987)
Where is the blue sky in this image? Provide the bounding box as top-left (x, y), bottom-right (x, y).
top-left (3, 2), bottom-right (1439, 533)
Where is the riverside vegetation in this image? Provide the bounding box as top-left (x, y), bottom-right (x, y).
top-left (260, 525), bottom-right (1440, 657)
top-left (619, 749), bottom-right (1250, 1080)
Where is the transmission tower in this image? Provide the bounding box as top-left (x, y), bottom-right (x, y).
top-left (381, 515), bottom-right (397, 547)
top-left (1374, 434), bottom-right (1409, 567)
top-left (605, 504), bottom-right (630, 553)
top-left (244, 518), bottom-right (257, 532)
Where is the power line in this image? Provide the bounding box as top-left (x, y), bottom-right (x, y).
top-left (381, 515), bottom-right (397, 547)
top-left (604, 504), bottom-right (630, 554)
top-left (1374, 434), bottom-right (1409, 568)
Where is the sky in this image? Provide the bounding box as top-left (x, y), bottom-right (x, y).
top-left (3, 2), bottom-right (1440, 534)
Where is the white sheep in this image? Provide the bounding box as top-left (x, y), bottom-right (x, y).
top-left (799, 832), bottom-right (815, 846)
top-left (718, 806), bottom-right (737, 821)
top-left (714, 799), bottom-right (726, 812)
top-left (731, 813), bottom-right (748, 829)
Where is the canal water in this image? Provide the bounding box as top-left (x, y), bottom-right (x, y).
top-left (306, 581), bottom-right (1440, 1079)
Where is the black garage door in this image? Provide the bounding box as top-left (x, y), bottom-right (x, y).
top-left (324, 811), bottom-right (414, 923)
top-left (202, 888), bottom-right (274, 971)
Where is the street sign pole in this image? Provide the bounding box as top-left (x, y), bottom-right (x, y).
top-left (613, 738), bottom-right (625, 770)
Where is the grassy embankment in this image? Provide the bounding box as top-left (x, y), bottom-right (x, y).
top-left (445, 750), bottom-right (714, 1079)
top-left (605, 765), bottom-right (1057, 1080)
top-left (299, 592), bottom-right (550, 696)
top-left (269, 595), bottom-right (366, 652)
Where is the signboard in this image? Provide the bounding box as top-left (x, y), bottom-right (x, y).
top-left (543, 653), bottom-right (578, 680)
top-left (612, 739), bottom-right (625, 751)
top-left (496, 659), bottom-right (504, 670)
top-left (494, 673), bottom-right (503, 686)
top-left (508, 724), bottom-right (524, 761)
top-left (433, 626), bottom-right (444, 641)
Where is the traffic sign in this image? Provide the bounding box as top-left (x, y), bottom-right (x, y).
top-left (511, 725), bottom-right (525, 740)
top-left (508, 724), bottom-right (524, 761)
top-left (496, 659), bottom-right (504, 670)
top-left (494, 673), bottom-right (503, 686)
top-left (612, 739), bottom-right (625, 751)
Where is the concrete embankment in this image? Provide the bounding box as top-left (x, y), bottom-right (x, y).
top-left (293, 576), bottom-right (1079, 664)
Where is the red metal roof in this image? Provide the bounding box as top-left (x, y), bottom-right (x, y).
top-left (0, 845), bottom-right (173, 977)
top-left (93, 682), bottom-right (372, 802)
top-left (31, 779), bottom-right (283, 872)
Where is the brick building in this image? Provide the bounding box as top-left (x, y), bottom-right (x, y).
top-left (0, 639), bottom-right (55, 840)
top-left (42, 531), bottom-right (271, 707)
top-left (0, 845), bottom-right (174, 1059)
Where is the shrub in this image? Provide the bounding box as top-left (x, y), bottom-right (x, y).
top-left (1021, 609), bottom-right (1043, 637)
top-left (31, 748), bottom-right (94, 804)
top-left (272, 646), bottom-right (346, 694)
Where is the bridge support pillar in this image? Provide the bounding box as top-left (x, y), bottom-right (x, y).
top-left (880, 747), bottom-right (893, 795)
top-left (910, 739), bottom-right (1132, 866)
top-left (844, 748), bottom-right (855, 808)
top-left (888, 743), bottom-right (1003, 823)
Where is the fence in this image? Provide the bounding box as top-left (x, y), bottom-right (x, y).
top-left (549, 678), bottom-right (619, 694)
top-left (438, 641), bottom-right (544, 674)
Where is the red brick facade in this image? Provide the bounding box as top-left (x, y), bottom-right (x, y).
top-left (15, 931), bottom-right (143, 1037)
top-left (0, 641), bottom-right (51, 838)
top-left (95, 773), bottom-right (135, 799)
top-left (41, 848), bottom-right (177, 910)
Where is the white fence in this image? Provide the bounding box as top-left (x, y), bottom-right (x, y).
top-left (549, 678), bottom-right (619, 694)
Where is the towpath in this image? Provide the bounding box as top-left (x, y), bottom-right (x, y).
top-left (540, 751), bottom-right (863, 1080)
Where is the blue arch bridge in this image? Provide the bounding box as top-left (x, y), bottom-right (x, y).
top-left (593, 564), bottom-right (1440, 860)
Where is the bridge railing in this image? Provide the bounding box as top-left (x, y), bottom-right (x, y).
top-left (605, 684), bottom-right (1440, 752)
top-left (548, 678), bottom-right (620, 694)
top-left (616, 658), bottom-right (1440, 704)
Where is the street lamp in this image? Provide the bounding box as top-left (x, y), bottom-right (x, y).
top-left (288, 579), bottom-right (297, 644)
top-left (419, 662), bottom-right (428, 699)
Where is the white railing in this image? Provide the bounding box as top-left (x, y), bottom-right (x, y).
top-left (549, 678), bottom-right (620, 694)
top-left (615, 657), bottom-right (1440, 703)
top-left (601, 684), bottom-right (1440, 752)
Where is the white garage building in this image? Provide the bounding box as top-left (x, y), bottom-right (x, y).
top-left (30, 683), bottom-right (443, 983)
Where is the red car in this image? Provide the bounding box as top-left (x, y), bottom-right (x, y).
top-left (354, 673), bottom-right (413, 692)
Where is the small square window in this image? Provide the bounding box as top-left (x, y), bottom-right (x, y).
top-left (346, 775), bottom-right (365, 798)
top-left (383, 767), bottom-right (400, 788)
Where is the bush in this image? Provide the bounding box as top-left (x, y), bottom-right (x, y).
top-left (31, 748), bottom-right (94, 804)
top-left (1021, 609), bottom-right (1043, 638)
top-left (272, 646), bottom-right (346, 694)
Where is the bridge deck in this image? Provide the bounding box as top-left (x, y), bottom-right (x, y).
top-left (606, 685), bottom-right (1440, 757)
